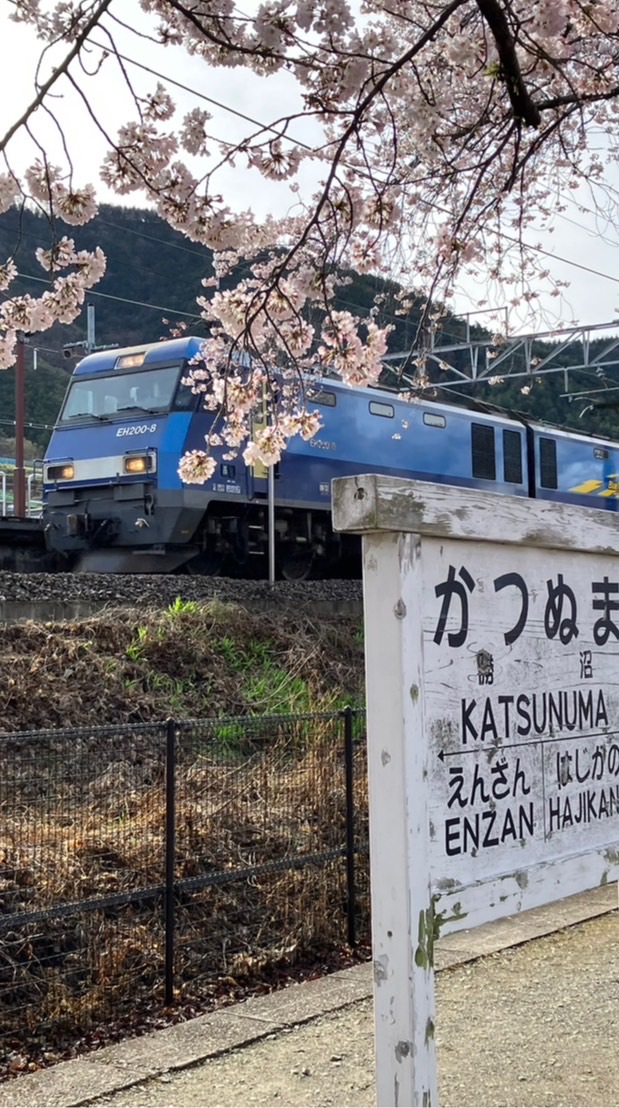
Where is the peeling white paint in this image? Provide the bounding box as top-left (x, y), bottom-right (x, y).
top-left (343, 476), bottom-right (619, 1108)
top-left (373, 956), bottom-right (389, 985)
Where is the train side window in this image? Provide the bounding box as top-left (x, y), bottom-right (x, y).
top-left (503, 429), bottom-right (523, 484)
top-left (471, 423), bottom-right (496, 481)
top-left (173, 386), bottom-right (198, 411)
top-left (540, 437), bottom-right (558, 489)
top-left (311, 390), bottom-right (336, 407)
top-left (369, 401), bottom-right (394, 418)
top-left (423, 412), bottom-right (446, 428)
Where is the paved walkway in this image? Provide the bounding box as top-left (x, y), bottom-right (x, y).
top-left (1, 886), bottom-right (617, 1108)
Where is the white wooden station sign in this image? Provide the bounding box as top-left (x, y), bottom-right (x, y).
top-left (332, 475), bottom-right (619, 1108)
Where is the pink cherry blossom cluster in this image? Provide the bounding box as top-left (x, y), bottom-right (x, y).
top-left (6, 0), bottom-right (619, 471)
top-left (177, 340), bottom-right (326, 473)
top-left (0, 162), bottom-right (106, 367)
top-left (177, 449), bottom-right (217, 484)
top-left (319, 312), bottom-right (393, 386)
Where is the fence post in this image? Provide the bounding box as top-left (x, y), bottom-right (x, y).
top-left (342, 706), bottom-right (357, 947)
top-left (164, 718), bottom-right (176, 1005)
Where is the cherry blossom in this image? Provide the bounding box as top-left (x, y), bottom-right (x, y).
top-left (0, 223), bottom-right (106, 366)
top-left (0, 259), bottom-right (18, 292)
top-left (4, 0), bottom-right (619, 473)
top-left (0, 173), bottom-right (20, 214)
top-left (178, 450), bottom-right (217, 484)
top-left (180, 108), bottom-right (212, 157)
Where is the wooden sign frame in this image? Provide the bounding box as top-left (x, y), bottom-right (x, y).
top-left (333, 475), bottom-right (619, 1106)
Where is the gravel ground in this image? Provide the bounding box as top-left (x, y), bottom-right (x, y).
top-left (90, 911), bottom-right (619, 1108)
top-left (0, 571), bottom-right (362, 607)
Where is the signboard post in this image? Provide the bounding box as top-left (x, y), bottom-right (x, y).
top-left (332, 475), bottom-right (619, 1107)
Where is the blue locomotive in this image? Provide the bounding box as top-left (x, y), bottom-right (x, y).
top-left (41, 336), bottom-right (619, 577)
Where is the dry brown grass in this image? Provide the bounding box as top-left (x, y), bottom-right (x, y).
top-left (0, 604), bottom-right (368, 1061)
top-left (0, 600), bottom-right (364, 731)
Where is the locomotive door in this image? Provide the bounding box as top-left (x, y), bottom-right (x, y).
top-left (246, 395), bottom-right (270, 501)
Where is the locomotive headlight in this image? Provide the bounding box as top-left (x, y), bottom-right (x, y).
top-left (46, 463), bottom-right (75, 481)
top-left (123, 454), bottom-right (153, 474)
top-left (115, 352), bottom-right (145, 369)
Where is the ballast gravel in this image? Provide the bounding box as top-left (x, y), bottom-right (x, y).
top-left (0, 571), bottom-right (362, 608)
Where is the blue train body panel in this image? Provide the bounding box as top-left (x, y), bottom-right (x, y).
top-left (182, 380), bottom-right (528, 508)
top-left (527, 423), bottom-right (619, 512)
top-left (41, 336), bottom-right (619, 575)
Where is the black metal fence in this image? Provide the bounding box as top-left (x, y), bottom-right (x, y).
top-left (0, 709), bottom-right (368, 1060)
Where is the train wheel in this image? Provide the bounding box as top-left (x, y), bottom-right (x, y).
top-left (280, 549), bottom-right (315, 581)
top-left (186, 551), bottom-right (225, 576)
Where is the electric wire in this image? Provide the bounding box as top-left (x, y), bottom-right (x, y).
top-left (14, 271), bottom-right (205, 321)
top-left (88, 39), bottom-right (619, 293)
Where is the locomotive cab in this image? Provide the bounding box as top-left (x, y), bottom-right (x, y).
top-left (43, 340), bottom-right (208, 573)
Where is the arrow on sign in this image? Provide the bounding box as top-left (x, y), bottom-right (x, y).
top-left (437, 728), bottom-right (617, 761)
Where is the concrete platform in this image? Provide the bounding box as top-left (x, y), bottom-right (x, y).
top-left (0, 884), bottom-right (615, 1108)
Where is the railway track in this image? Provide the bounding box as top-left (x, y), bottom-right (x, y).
top-left (0, 518), bottom-right (364, 617)
top-left (0, 568), bottom-right (363, 622)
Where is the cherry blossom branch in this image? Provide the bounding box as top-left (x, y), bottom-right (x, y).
top-left (5, 0), bottom-right (619, 473)
top-left (475, 0), bottom-right (541, 126)
top-left (0, 0), bottom-right (115, 156)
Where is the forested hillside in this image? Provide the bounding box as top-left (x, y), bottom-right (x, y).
top-left (1, 203), bottom-right (619, 452)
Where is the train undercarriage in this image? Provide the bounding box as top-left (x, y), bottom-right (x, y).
top-left (188, 503), bottom-right (355, 580)
top-left (41, 487), bottom-right (359, 579)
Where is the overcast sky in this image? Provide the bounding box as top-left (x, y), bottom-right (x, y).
top-left (1, 6), bottom-right (619, 342)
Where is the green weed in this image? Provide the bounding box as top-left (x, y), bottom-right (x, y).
top-left (212, 720), bottom-right (252, 758)
top-left (126, 625), bottom-right (148, 662)
top-left (144, 672), bottom-right (193, 713)
top-left (212, 636), bottom-right (272, 671)
top-left (245, 664), bottom-right (311, 714)
top-left (166, 597), bottom-right (199, 618)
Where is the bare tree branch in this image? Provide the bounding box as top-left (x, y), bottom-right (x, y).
top-left (0, 0), bottom-right (115, 155)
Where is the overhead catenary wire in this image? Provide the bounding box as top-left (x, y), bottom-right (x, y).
top-left (89, 39), bottom-right (318, 155)
top-left (5, 34), bottom-right (619, 351)
top-left (3, 215), bottom-right (210, 288)
top-left (88, 39), bottom-right (619, 291)
top-left (13, 271), bottom-right (205, 321)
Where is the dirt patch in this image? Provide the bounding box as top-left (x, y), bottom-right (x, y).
top-left (0, 599), bottom-right (365, 731)
top-left (84, 912), bottom-right (619, 1108)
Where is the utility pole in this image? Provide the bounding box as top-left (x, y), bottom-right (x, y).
top-left (86, 303), bottom-right (95, 352)
top-left (64, 304), bottom-right (117, 359)
top-left (14, 333), bottom-right (26, 518)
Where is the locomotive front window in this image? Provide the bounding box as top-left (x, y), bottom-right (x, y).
top-left (173, 371), bottom-right (199, 410)
top-left (60, 364), bottom-right (183, 422)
